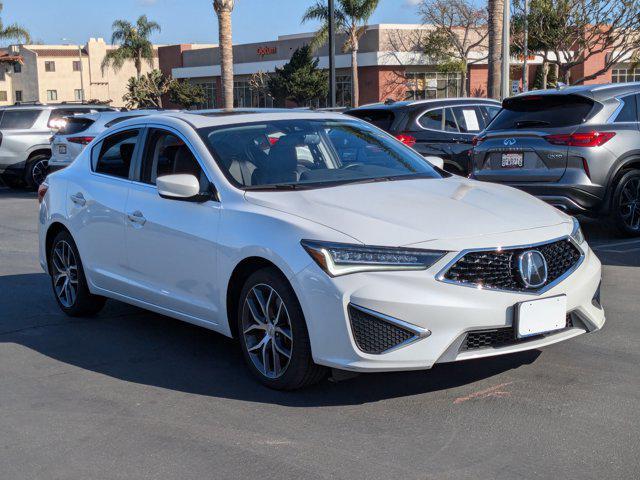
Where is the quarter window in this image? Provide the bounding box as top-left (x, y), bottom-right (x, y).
top-left (614, 95), bottom-right (638, 123)
top-left (94, 129), bottom-right (140, 179)
top-left (140, 129), bottom-right (208, 188)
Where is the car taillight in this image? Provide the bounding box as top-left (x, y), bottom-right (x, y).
top-left (395, 133), bottom-right (416, 147)
top-left (37, 182), bottom-right (48, 204)
top-left (67, 136), bottom-right (95, 145)
top-left (472, 135), bottom-right (485, 147)
top-left (544, 131), bottom-right (615, 147)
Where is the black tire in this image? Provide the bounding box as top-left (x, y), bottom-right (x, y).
top-left (610, 169), bottom-right (640, 237)
top-left (237, 267), bottom-right (326, 390)
top-left (24, 153), bottom-right (50, 190)
top-left (49, 230), bottom-right (106, 317)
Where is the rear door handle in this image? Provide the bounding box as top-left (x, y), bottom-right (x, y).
top-left (70, 192), bottom-right (86, 206)
top-left (127, 210), bottom-right (146, 226)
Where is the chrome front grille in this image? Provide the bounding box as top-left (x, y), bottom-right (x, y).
top-left (441, 239), bottom-right (582, 292)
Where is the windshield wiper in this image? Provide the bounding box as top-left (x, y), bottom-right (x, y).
top-left (514, 120), bottom-right (551, 128)
top-left (244, 183), bottom-right (301, 191)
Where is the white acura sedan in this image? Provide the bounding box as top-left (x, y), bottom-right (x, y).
top-left (38, 110), bottom-right (605, 390)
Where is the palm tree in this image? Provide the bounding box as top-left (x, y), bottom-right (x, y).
top-left (487, 0), bottom-right (503, 99)
top-left (303, 0), bottom-right (380, 108)
top-left (213, 0), bottom-right (235, 109)
top-left (0, 2), bottom-right (30, 44)
top-left (101, 15), bottom-right (160, 79)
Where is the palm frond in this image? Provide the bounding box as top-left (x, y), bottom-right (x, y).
top-left (101, 47), bottom-right (130, 75)
top-left (0, 23), bottom-right (30, 43)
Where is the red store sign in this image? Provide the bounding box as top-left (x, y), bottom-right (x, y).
top-left (257, 46), bottom-right (277, 56)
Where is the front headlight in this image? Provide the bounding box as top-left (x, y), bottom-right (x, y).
top-left (570, 217), bottom-right (585, 244)
top-left (301, 240), bottom-right (447, 277)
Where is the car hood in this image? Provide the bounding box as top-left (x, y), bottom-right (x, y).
top-left (244, 177), bottom-right (570, 247)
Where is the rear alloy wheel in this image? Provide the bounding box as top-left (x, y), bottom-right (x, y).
top-left (238, 268), bottom-right (326, 390)
top-left (25, 154), bottom-right (50, 189)
top-left (49, 230), bottom-right (106, 316)
top-left (612, 170), bottom-right (640, 236)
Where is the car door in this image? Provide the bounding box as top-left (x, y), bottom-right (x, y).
top-left (66, 127), bottom-right (141, 293)
top-left (124, 126), bottom-right (222, 323)
top-left (411, 107), bottom-right (469, 174)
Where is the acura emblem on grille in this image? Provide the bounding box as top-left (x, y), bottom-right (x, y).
top-left (503, 138), bottom-right (516, 146)
top-left (518, 250), bottom-right (548, 288)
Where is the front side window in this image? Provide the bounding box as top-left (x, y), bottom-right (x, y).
top-left (0, 109), bottom-right (40, 129)
top-left (93, 129), bottom-right (140, 179)
top-left (199, 119), bottom-right (442, 189)
top-left (140, 129), bottom-right (209, 189)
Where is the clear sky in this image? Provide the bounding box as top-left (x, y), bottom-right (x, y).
top-left (3, 0), bottom-right (423, 46)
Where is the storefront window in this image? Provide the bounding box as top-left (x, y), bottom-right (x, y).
top-left (194, 82), bottom-right (216, 109)
top-left (405, 71), bottom-right (462, 99)
top-left (234, 80), bottom-right (274, 108)
top-left (612, 68), bottom-right (640, 83)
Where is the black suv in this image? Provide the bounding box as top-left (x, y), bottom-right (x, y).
top-left (346, 98), bottom-right (501, 175)
top-left (471, 84), bottom-right (640, 236)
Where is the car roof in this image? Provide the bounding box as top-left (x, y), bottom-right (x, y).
top-left (0, 103), bottom-right (115, 111)
top-left (131, 109), bottom-right (349, 130)
top-left (349, 98), bottom-right (501, 112)
top-left (513, 83), bottom-right (640, 102)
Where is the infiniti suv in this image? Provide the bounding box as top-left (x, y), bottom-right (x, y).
top-left (38, 110), bottom-right (604, 390)
top-left (471, 84), bottom-right (640, 236)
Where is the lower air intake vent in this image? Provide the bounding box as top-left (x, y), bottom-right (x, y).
top-left (348, 305), bottom-right (415, 354)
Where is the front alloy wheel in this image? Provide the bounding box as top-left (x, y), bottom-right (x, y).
top-left (612, 170), bottom-right (640, 236)
top-left (242, 284), bottom-right (293, 379)
top-left (237, 268), bottom-right (326, 390)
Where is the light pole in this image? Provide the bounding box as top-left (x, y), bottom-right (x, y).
top-left (500, 0), bottom-right (511, 99)
top-left (328, 0), bottom-right (336, 108)
top-left (77, 45), bottom-right (85, 102)
top-left (522, 0), bottom-right (529, 92)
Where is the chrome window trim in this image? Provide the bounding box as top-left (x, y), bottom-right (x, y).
top-left (607, 93), bottom-right (640, 124)
top-left (414, 103), bottom-right (490, 133)
top-left (348, 303), bottom-right (431, 354)
top-left (435, 235), bottom-right (585, 295)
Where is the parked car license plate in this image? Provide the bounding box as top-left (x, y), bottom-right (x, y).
top-left (58, 144), bottom-right (67, 155)
top-left (501, 152), bottom-right (523, 168)
top-left (516, 295), bottom-right (567, 338)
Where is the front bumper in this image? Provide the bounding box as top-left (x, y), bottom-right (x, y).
top-left (294, 241), bottom-right (604, 372)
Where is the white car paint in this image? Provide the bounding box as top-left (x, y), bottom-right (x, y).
top-left (39, 111), bottom-right (605, 374)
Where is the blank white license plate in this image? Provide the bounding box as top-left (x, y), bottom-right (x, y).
top-left (58, 144), bottom-right (67, 154)
top-left (516, 295), bottom-right (567, 338)
top-left (501, 152), bottom-right (523, 168)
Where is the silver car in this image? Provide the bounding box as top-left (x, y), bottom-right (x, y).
top-left (472, 83), bottom-right (640, 236)
top-left (49, 110), bottom-right (165, 172)
top-left (0, 104), bottom-right (115, 189)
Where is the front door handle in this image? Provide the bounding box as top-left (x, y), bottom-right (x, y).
top-left (70, 192), bottom-right (86, 206)
top-left (127, 210), bottom-right (146, 226)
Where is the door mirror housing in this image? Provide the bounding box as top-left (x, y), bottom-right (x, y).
top-left (423, 155), bottom-right (445, 170)
top-left (156, 174), bottom-right (210, 202)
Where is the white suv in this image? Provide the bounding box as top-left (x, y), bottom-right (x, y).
top-left (38, 110), bottom-right (605, 390)
top-left (49, 109), bottom-right (168, 172)
top-left (0, 104), bottom-right (114, 189)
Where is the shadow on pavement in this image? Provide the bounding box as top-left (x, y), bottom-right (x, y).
top-left (0, 272), bottom-right (540, 406)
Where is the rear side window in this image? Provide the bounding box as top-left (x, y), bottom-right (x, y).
top-left (419, 108), bottom-right (458, 132)
top-left (451, 106), bottom-right (482, 133)
top-left (346, 109), bottom-right (395, 131)
top-left (93, 129), bottom-right (140, 179)
top-left (487, 94), bottom-right (597, 130)
top-left (62, 117), bottom-right (95, 135)
top-left (613, 95), bottom-right (637, 123)
top-left (0, 109), bottom-right (40, 129)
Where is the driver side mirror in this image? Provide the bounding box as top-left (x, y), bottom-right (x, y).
top-left (156, 174), bottom-right (211, 203)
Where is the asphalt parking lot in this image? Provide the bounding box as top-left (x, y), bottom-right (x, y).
top-left (1, 186), bottom-right (639, 480)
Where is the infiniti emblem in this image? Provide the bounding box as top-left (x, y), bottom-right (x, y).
top-left (518, 250), bottom-right (548, 289)
top-left (504, 138), bottom-right (516, 146)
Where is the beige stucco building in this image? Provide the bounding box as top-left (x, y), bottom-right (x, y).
top-left (0, 38), bottom-right (160, 107)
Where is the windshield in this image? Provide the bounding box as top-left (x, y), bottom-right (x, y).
top-left (199, 118), bottom-right (443, 190)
